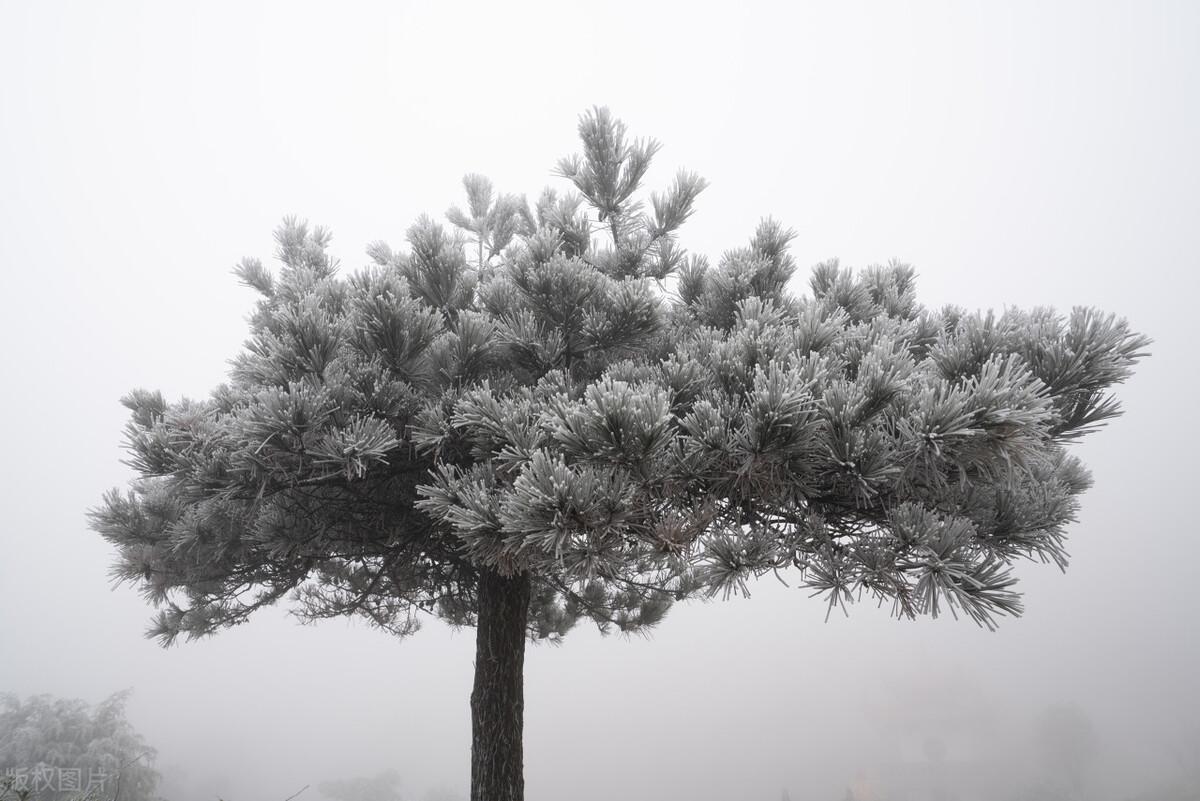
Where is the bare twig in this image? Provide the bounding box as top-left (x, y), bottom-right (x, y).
top-left (282, 784), bottom-right (310, 801)
top-left (110, 748), bottom-right (154, 801)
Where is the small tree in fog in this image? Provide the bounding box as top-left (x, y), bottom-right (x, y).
top-left (90, 107), bottom-right (1148, 801)
top-left (0, 691), bottom-right (158, 801)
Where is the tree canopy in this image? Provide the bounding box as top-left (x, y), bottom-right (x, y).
top-left (91, 107), bottom-right (1148, 647)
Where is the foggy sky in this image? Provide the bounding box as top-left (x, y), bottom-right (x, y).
top-left (1, 2), bottom-right (1197, 800)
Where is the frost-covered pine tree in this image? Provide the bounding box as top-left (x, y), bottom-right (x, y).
top-left (91, 107), bottom-right (1148, 801)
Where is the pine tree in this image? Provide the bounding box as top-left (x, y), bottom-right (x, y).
top-left (90, 107), bottom-right (1148, 801)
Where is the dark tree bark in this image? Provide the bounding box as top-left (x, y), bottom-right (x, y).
top-left (470, 568), bottom-right (531, 801)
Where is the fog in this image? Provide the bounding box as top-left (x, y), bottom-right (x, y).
top-left (1, 2), bottom-right (1197, 799)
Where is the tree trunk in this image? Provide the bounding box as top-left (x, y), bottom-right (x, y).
top-left (471, 568), bottom-right (531, 801)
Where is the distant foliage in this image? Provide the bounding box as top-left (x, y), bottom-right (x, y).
top-left (318, 770), bottom-right (404, 801)
top-left (419, 788), bottom-right (466, 801)
top-left (0, 691), bottom-right (158, 801)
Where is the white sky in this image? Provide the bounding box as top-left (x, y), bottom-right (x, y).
top-left (1, 2), bottom-right (1197, 800)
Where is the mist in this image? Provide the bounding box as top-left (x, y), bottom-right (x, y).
top-left (1, 2), bottom-right (1197, 800)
